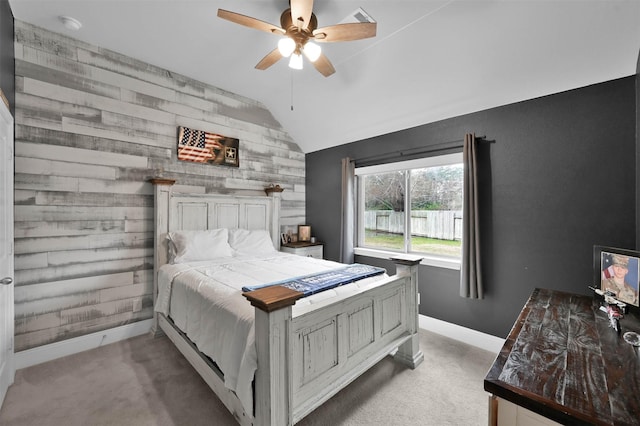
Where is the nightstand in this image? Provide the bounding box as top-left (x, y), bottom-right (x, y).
top-left (280, 241), bottom-right (324, 259)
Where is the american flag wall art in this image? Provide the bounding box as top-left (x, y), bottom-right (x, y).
top-left (177, 126), bottom-right (239, 167)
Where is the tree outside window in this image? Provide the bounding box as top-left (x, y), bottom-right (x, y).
top-left (360, 161), bottom-right (463, 258)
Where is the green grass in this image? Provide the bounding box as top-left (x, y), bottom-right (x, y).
top-left (364, 230), bottom-right (461, 257)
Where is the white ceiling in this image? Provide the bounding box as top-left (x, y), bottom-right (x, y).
top-left (8, 0), bottom-right (640, 154)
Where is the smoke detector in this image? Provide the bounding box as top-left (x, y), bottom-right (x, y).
top-left (59, 16), bottom-right (82, 31)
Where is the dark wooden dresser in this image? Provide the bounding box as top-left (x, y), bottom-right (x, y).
top-left (484, 288), bottom-right (640, 425)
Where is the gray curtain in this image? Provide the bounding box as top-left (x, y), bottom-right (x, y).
top-left (340, 157), bottom-right (356, 264)
top-left (460, 133), bottom-right (483, 298)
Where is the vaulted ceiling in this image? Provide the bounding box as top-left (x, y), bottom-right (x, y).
top-left (8, 1), bottom-right (640, 153)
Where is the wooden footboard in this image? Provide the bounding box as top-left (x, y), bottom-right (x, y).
top-left (245, 257), bottom-right (423, 425)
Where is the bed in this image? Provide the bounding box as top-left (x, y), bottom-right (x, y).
top-left (150, 179), bottom-right (424, 425)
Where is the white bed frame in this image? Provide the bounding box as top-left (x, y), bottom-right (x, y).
top-left (150, 179), bottom-right (424, 425)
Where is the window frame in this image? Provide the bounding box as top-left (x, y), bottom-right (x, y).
top-left (354, 152), bottom-right (463, 270)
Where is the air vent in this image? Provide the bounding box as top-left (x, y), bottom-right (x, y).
top-left (340, 7), bottom-right (376, 24)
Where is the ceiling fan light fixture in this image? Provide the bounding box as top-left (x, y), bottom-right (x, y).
top-left (218, 1), bottom-right (376, 77)
top-left (277, 37), bottom-right (296, 57)
top-left (289, 53), bottom-right (303, 70)
top-left (303, 42), bottom-right (321, 62)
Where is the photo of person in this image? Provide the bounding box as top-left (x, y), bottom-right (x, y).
top-left (601, 252), bottom-right (639, 306)
top-left (298, 225), bottom-right (311, 242)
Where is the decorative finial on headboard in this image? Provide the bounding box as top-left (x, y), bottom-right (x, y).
top-left (264, 184), bottom-right (284, 195)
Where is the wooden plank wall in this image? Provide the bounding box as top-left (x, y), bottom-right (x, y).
top-left (12, 21), bottom-right (306, 352)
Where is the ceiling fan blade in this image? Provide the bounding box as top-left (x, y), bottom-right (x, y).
top-left (217, 9), bottom-right (285, 35)
top-left (290, 0), bottom-right (314, 30)
top-left (311, 53), bottom-right (335, 77)
top-left (255, 48), bottom-right (284, 70)
top-left (314, 22), bottom-right (377, 42)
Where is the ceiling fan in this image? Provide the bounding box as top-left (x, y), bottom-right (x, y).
top-left (217, 0), bottom-right (377, 77)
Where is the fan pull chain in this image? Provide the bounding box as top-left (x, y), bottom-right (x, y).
top-left (290, 71), bottom-right (294, 111)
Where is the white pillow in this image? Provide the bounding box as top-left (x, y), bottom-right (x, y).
top-left (168, 229), bottom-right (233, 263)
top-left (228, 229), bottom-right (276, 255)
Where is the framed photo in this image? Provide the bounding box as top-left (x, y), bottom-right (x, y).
top-left (593, 245), bottom-right (640, 307)
top-left (281, 233), bottom-right (288, 245)
top-left (298, 225), bottom-right (311, 242)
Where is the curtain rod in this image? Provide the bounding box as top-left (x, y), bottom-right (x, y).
top-left (352, 135), bottom-right (486, 167)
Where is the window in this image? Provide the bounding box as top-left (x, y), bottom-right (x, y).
top-left (355, 153), bottom-right (463, 269)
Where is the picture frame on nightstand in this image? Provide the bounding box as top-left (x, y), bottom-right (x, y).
top-left (298, 225), bottom-right (311, 242)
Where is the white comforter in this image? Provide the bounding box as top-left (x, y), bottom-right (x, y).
top-left (155, 252), bottom-right (386, 414)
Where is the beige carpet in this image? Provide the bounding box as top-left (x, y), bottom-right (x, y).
top-left (0, 329), bottom-right (497, 426)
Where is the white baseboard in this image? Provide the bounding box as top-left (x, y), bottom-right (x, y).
top-left (15, 319), bottom-right (153, 370)
top-left (419, 314), bottom-right (504, 354)
top-left (14, 316), bottom-right (501, 370)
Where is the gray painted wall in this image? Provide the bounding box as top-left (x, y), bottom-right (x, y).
top-left (307, 76), bottom-right (636, 338)
top-left (13, 21), bottom-right (306, 351)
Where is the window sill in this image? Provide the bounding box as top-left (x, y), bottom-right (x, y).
top-left (354, 247), bottom-right (461, 270)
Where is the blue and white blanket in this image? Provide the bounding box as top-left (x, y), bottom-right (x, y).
top-left (242, 263), bottom-right (386, 296)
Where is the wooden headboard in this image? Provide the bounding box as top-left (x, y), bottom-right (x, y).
top-left (149, 179), bottom-right (282, 333)
top-left (151, 180), bottom-right (282, 267)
